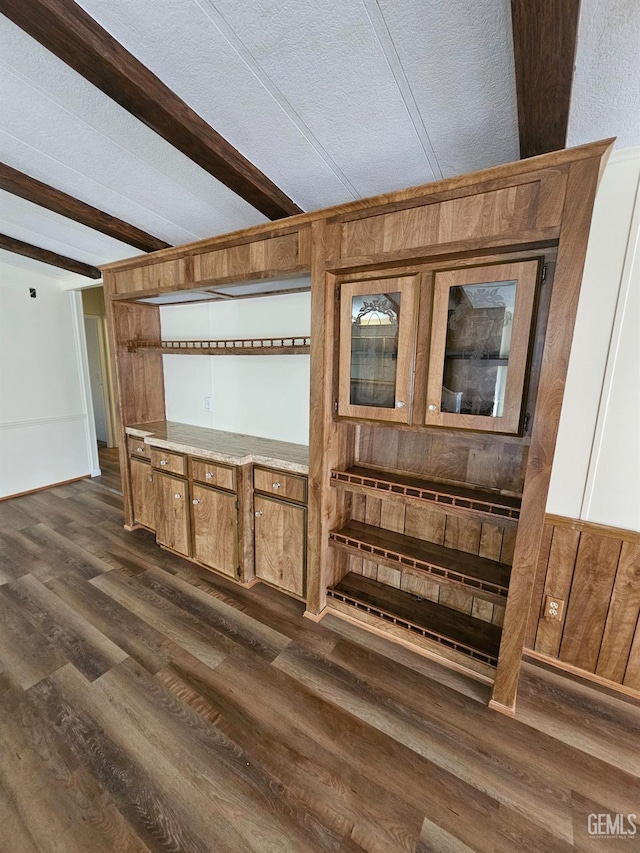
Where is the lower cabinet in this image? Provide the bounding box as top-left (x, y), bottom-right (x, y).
top-left (254, 495), bottom-right (306, 597)
top-left (155, 471), bottom-right (190, 557)
top-left (130, 458), bottom-right (155, 530)
top-left (191, 483), bottom-right (238, 577)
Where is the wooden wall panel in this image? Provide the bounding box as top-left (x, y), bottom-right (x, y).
top-left (530, 516), bottom-right (640, 695)
top-left (193, 232), bottom-right (304, 284)
top-left (112, 258), bottom-right (185, 294)
top-left (346, 494), bottom-right (510, 626)
top-left (558, 533), bottom-right (622, 670)
top-left (338, 175), bottom-right (567, 260)
top-left (357, 426), bottom-right (528, 495)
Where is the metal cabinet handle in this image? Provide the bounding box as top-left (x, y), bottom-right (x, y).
top-left (255, 510), bottom-right (263, 517)
top-left (396, 401), bottom-right (406, 409)
top-left (427, 403), bottom-right (438, 412)
top-left (174, 493), bottom-right (182, 499)
top-left (272, 482), bottom-right (281, 489)
top-left (205, 472), bottom-right (213, 479)
top-left (192, 499), bottom-right (200, 505)
top-left (160, 459), bottom-right (168, 466)
top-left (148, 476), bottom-right (153, 483)
top-left (136, 447), bottom-right (144, 453)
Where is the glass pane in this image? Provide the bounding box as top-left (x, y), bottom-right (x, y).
top-left (441, 280), bottom-right (516, 417)
top-left (350, 291), bottom-right (400, 408)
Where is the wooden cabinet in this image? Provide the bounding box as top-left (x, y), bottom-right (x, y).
top-left (337, 260), bottom-right (539, 435)
top-left (154, 471), bottom-right (190, 556)
top-left (338, 275), bottom-right (419, 423)
top-left (191, 484), bottom-right (238, 576)
top-left (130, 458), bottom-right (155, 530)
top-left (254, 466), bottom-right (306, 503)
top-left (254, 495), bottom-right (306, 597)
top-left (425, 260), bottom-right (539, 434)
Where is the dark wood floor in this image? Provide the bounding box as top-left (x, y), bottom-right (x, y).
top-left (0, 460), bottom-right (638, 851)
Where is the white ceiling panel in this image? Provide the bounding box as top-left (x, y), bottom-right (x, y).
top-left (376, 0), bottom-right (519, 176)
top-left (0, 15), bottom-right (267, 253)
top-left (568, 0), bottom-right (640, 150)
top-left (74, 0), bottom-right (363, 210)
top-left (0, 190), bottom-right (138, 266)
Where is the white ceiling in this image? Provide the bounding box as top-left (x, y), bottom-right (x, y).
top-left (0, 0), bottom-right (638, 277)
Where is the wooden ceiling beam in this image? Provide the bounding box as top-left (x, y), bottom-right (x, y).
top-left (0, 233), bottom-right (102, 278)
top-left (0, 163), bottom-right (169, 253)
top-left (511, 0), bottom-right (581, 158)
top-left (0, 0), bottom-right (302, 221)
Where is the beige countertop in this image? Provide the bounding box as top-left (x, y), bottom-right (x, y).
top-left (125, 421), bottom-right (309, 474)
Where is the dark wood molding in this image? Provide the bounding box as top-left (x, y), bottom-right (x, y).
top-left (511, 0), bottom-right (581, 158)
top-left (0, 0), bottom-right (302, 221)
top-left (0, 163), bottom-right (169, 253)
top-left (0, 233), bottom-right (102, 278)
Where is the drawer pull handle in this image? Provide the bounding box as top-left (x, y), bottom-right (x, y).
top-left (272, 482), bottom-right (281, 489)
top-left (136, 447), bottom-right (144, 453)
top-left (174, 493), bottom-right (182, 500)
top-left (148, 476), bottom-right (153, 483)
top-left (160, 459), bottom-right (168, 466)
top-left (255, 510), bottom-right (263, 517)
top-left (205, 472), bottom-right (213, 479)
top-left (192, 499), bottom-right (200, 505)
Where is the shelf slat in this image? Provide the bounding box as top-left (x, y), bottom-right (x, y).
top-left (329, 520), bottom-right (510, 603)
top-left (331, 466), bottom-right (521, 524)
top-left (126, 336), bottom-right (310, 355)
top-left (327, 572), bottom-right (501, 666)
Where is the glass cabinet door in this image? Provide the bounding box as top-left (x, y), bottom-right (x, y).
top-left (425, 260), bottom-right (539, 433)
top-left (338, 275), bottom-right (418, 422)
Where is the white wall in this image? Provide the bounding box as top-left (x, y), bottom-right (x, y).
top-left (0, 262), bottom-right (95, 498)
top-left (161, 289), bottom-right (310, 445)
top-left (548, 147), bottom-right (640, 531)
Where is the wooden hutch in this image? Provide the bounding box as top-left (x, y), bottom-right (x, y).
top-left (101, 138), bottom-right (613, 715)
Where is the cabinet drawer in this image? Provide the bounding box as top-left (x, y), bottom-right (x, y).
top-left (150, 448), bottom-right (186, 476)
top-left (253, 467), bottom-right (307, 504)
top-left (191, 458), bottom-right (236, 492)
top-left (128, 436), bottom-right (150, 459)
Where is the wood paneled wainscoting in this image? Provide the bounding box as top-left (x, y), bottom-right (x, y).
top-left (527, 514), bottom-right (640, 695)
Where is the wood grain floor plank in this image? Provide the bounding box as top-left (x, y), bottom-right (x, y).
top-left (155, 658), bottom-right (424, 852)
top-left (95, 657), bottom-right (345, 853)
top-left (90, 571), bottom-right (231, 670)
top-left (2, 574), bottom-right (128, 681)
top-left (28, 665), bottom-right (241, 853)
top-left (0, 589), bottom-right (67, 689)
top-left (273, 643), bottom-right (573, 842)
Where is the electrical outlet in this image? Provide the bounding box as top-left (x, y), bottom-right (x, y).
top-left (544, 594), bottom-right (564, 621)
top-left (204, 396), bottom-right (212, 413)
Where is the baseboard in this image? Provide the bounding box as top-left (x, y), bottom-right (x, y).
top-left (488, 698), bottom-right (516, 718)
top-left (0, 475), bottom-right (90, 502)
top-left (90, 468), bottom-right (102, 477)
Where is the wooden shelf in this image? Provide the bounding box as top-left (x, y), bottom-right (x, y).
top-left (329, 520), bottom-right (510, 603)
top-left (126, 336), bottom-right (310, 355)
top-left (327, 572), bottom-right (501, 666)
top-left (330, 466), bottom-right (521, 524)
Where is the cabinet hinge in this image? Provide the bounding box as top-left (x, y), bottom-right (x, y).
top-left (236, 565), bottom-right (241, 578)
top-left (235, 499), bottom-right (240, 510)
top-left (334, 400), bottom-right (339, 412)
top-left (541, 264), bottom-right (547, 283)
top-left (523, 412), bottom-right (531, 433)
top-left (335, 287), bottom-right (340, 302)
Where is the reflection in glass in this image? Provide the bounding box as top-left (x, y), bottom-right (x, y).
top-left (350, 292), bottom-right (400, 407)
top-left (441, 281), bottom-right (516, 418)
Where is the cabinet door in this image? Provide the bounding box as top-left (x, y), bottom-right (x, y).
top-left (254, 496), bottom-right (306, 597)
top-left (191, 484), bottom-right (238, 576)
top-left (338, 275), bottom-right (418, 422)
top-left (425, 260), bottom-right (539, 434)
top-left (155, 472), bottom-right (190, 556)
top-left (130, 458), bottom-right (155, 530)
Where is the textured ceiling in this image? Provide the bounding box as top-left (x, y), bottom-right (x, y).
top-left (0, 0), bottom-right (638, 277)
